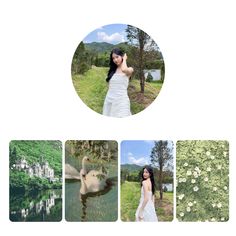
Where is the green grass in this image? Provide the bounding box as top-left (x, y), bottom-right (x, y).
top-left (72, 66), bottom-right (163, 115)
top-left (121, 181), bottom-right (173, 221)
top-left (72, 66), bottom-right (108, 114)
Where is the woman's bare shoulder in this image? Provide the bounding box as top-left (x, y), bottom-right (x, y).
top-left (142, 179), bottom-right (148, 185)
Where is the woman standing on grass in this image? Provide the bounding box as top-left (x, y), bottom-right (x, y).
top-left (102, 48), bottom-right (133, 118)
top-left (135, 166), bottom-right (158, 222)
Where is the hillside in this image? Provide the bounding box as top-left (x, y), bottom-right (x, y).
top-left (9, 140), bottom-right (62, 176)
top-left (121, 164), bottom-right (143, 172)
top-left (84, 42), bottom-right (129, 53)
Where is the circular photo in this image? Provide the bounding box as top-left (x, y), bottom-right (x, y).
top-left (71, 24), bottom-right (165, 118)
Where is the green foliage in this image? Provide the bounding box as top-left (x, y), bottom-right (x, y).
top-left (146, 72), bottom-right (153, 82)
top-left (176, 140), bottom-right (229, 222)
top-left (9, 141), bottom-right (62, 192)
top-left (72, 41), bottom-right (92, 75)
top-left (10, 170), bottom-right (62, 193)
top-left (9, 140), bottom-right (62, 176)
top-left (150, 141), bottom-right (174, 171)
top-left (10, 171), bottom-right (30, 192)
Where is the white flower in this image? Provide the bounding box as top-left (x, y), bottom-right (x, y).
top-left (223, 151), bottom-right (227, 157)
top-left (224, 186), bottom-right (228, 190)
top-left (207, 167), bottom-right (211, 172)
top-left (178, 194), bottom-right (185, 200)
top-left (183, 162), bottom-right (188, 167)
top-left (213, 187), bottom-right (218, 192)
top-left (210, 155), bottom-right (215, 160)
top-left (212, 203), bottom-right (216, 208)
top-left (221, 217), bottom-right (225, 221)
top-left (179, 178), bottom-right (183, 183)
top-left (186, 170), bottom-right (192, 176)
top-left (217, 165), bottom-right (222, 170)
top-left (206, 151), bottom-right (211, 156)
top-left (217, 203), bottom-right (222, 208)
top-left (180, 212), bottom-right (184, 217)
top-left (186, 206), bottom-right (191, 212)
top-left (204, 177), bottom-right (209, 182)
top-left (194, 201), bottom-right (197, 204)
top-left (193, 171), bottom-right (199, 178)
top-left (211, 218), bottom-right (216, 222)
top-left (191, 179), bottom-right (196, 184)
top-left (188, 202), bottom-right (193, 207)
top-left (193, 186), bottom-right (199, 192)
top-left (195, 167), bottom-right (201, 173)
top-left (182, 178), bottom-right (186, 182)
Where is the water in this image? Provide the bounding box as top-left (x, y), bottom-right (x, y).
top-left (65, 179), bottom-right (118, 221)
top-left (144, 69), bottom-right (161, 80)
top-left (163, 183), bottom-right (173, 192)
top-left (65, 157), bottom-right (118, 221)
top-left (10, 189), bottom-right (62, 222)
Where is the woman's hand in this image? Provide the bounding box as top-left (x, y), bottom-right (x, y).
top-left (121, 53), bottom-right (133, 77)
top-left (138, 210), bottom-right (144, 221)
top-left (123, 53), bottom-right (127, 61)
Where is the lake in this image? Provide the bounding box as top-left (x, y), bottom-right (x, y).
top-left (163, 183), bottom-right (173, 192)
top-left (10, 189), bottom-right (62, 222)
top-left (144, 69), bottom-right (161, 80)
top-left (65, 157), bottom-right (118, 221)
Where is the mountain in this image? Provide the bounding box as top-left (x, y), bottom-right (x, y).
top-left (121, 164), bottom-right (143, 172)
top-left (85, 42), bottom-right (130, 53)
top-left (85, 42), bottom-right (114, 53)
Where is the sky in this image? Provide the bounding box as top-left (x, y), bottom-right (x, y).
top-left (83, 24), bottom-right (128, 44)
top-left (121, 140), bottom-right (155, 166)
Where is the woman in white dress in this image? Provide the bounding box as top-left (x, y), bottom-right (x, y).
top-left (135, 166), bottom-right (158, 222)
top-left (103, 48), bottom-right (133, 118)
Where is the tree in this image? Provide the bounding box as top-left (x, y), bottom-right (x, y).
top-left (146, 72), bottom-right (153, 82)
top-left (126, 25), bottom-right (158, 93)
top-left (72, 41), bottom-right (91, 75)
top-left (121, 169), bottom-right (129, 184)
top-left (150, 141), bottom-right (173, 200)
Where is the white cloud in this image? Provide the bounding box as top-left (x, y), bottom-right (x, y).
top-left (97, 31), bottom-right (125, 43)
top-left (127, 153), bottom-right (149, 166)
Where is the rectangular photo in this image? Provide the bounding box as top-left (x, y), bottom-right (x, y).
top-left (9, 140), bottom-right (62, 222)
top-left (120, 140), bottom-right (174, 222)
top-left (176, 140), bottom-right (229, 222)
top-left (65, 140), bottom-right (118, 221)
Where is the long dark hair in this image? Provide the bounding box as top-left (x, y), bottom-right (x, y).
top-left (106, 48), bottom-right (124, 82)
top-left (140, 166), bottom-right (156, 195)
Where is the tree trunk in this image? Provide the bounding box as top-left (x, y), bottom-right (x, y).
top-left (159, 167), bottom-right (163, 200)
top-left (140, 74), bottom-right (145, 93)
top-left (139, 31), bottom-right (145, 93)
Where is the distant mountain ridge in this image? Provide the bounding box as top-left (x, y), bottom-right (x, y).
top-left (85, 42), bottom-right (129, 53)
top-left (121, 163), bottom-right (144, 172)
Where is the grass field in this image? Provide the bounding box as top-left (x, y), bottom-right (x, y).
top-left (72, 66), bottom-right (163, 115)
top-left (121, 181), bottom-right (173, 221)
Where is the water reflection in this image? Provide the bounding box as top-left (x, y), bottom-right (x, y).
top-left (65, 178), bottom-right (118, 221)
top-left (10, 190), bottom-right (62, 222)
top-left (80, 180), bottom-right (114, 221)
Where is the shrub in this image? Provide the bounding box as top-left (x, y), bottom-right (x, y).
top-left (146, 72), bottom-right (153, 82)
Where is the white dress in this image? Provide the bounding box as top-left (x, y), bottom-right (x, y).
top-left (102, 73), bottom-right (131, 118)
top-left (135, 186), bottom-right (158, 222)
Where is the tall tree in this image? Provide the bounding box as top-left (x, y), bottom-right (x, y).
top-left (126, 25), bottom-right (157, 93)
top-left (150, 141), bottom-right (173, 200)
